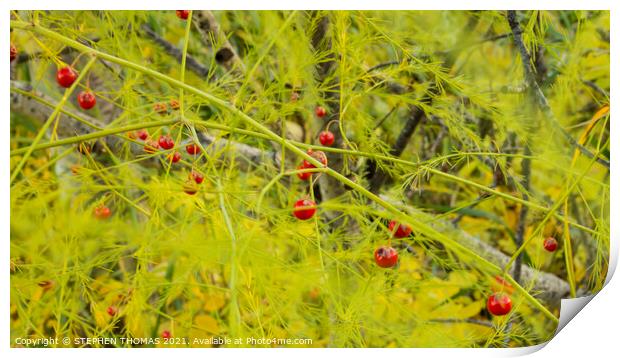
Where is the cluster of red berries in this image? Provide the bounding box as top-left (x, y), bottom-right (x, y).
top-left (291, 133), bottom-right (333, 218)
top-left (153, 100), bottom-right (180, 115)
top-left (129, 129), bottom-right (205, 194)
top-left (295, 105), bottom-right (335, 182)
top-left (296, 148), bottom-right (328, 181)
top-left (183, 169), bottom-right (205, 195)
top-left (55, 66), bottom-right (98, 110)
top-left (130, 129), bottom-right (200, 158)
top-left (154, 102), bottom-right (167, 115)
top-left (373, 220), bottom-right (413, 269)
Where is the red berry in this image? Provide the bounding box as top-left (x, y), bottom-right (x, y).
top-left (186, 143), bottom-right (201, 155)
top-left (167, 151), bottom-right (181, 163)
top-left (388, 220), bottom-right (412, 238)
top-left (10, 43), bottom-right (17, 62)
top-left (77, 91), bottom-right (96, 110)
top-left (191, 170), bottom-right (204, 184)
top-left (56, 66), bottom-right (78, 88)
top-left (297, 164), bottom-right (312, 181)
top-left (161, 330), bottom-right (171, 339)
top-left (315, 106), bottom-right (327, 118)
top-left (106, 306), bottom-right (117, 316)
top-left (154, 102), bottom-right (168, 115)
top-left (487, 293), bottom-right (512, 316)
top-left (94, 205), bottom-right (112, 219)
top-left (137, 129), bottom-right (149, 141)
top-left (183, 180), bottom-right (198, 195)
top-left (158, 135), bottom-right (175, 150)
top-left (319, 131), bottom-right (335, 146)
top-left (144, 140), bottom-right (160, 154)
top-left (176, 10), bottom-right (190, 20)
top-left (293, 198), bottom-right (316, 220)
top-left (543, 237), bottom-right (558, 252)
top-left (374, 246), bottom-right (398, 268)
top-left (302, 149), bottom-right (328, 169)
top-left (170, 99), bottom-right (180, 110)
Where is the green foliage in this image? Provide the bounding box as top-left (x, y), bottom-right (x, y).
top-left (10, 10), bottom-right (609, 348)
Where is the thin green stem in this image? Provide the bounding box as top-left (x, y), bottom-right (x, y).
top-left (425, 166), bottom-right (596, 235)
top-left (10, 119), bottom-right (178, 156)
top-left (13, 147), bottom-right (74, 187)
top-left (216, 179), bottom-right (241, 339)
top-left (256, 167), bottom-right (328, 210)
top-left (232, 11), bottom-right (297, 106)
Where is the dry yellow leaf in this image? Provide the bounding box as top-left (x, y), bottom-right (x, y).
top-left (203, 292), bottom-right (227, 312)
top-left (193, 314), bottom-right (220, 334)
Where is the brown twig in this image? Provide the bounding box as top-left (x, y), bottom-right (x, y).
top-left (309, 11), bottom-right (351, 227)
top-left (141, 24), bottom-right (212, 80)
top-left (192, 10), bottom-right (244, 73)
top-left (512, 146), bottom-right (532, 283)
top-left (581, 79), bottom-right (609, 98)
top-left (368, 105), bottom-right (426, 193)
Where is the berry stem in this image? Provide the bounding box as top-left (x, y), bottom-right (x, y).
top-left (309, 173), bottom-right (326, 274)
top-left (178, 10), bottom-right (192, 120)
top-left (256, 167), bottom-right (327, 210)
